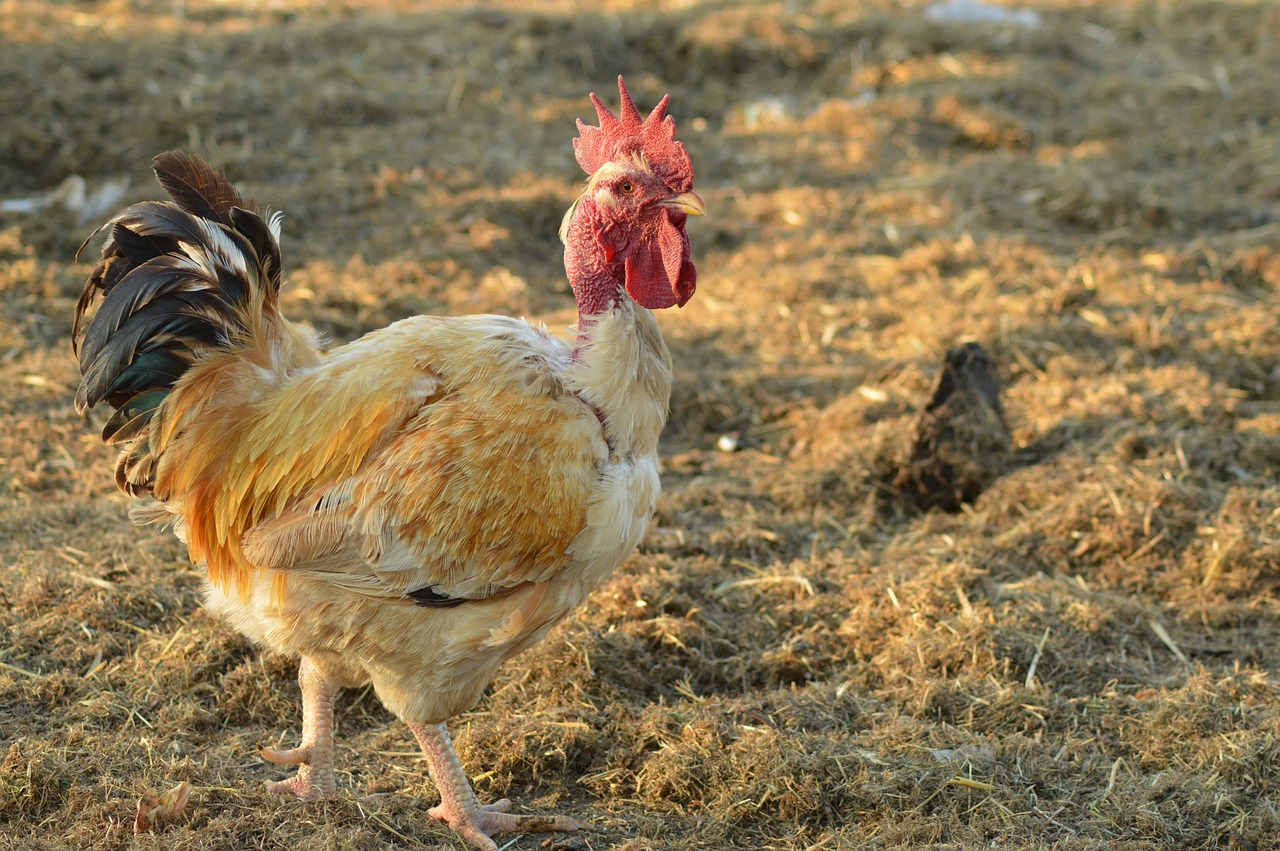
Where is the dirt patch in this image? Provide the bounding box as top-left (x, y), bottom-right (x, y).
top-left (2, 0), bottom-right (1278, 848)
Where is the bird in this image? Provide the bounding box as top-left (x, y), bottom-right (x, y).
top-left (71, 76), bottom-right (704, 851)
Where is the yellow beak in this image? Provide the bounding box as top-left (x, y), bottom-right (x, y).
top-left (663, 191), bottom-right (707, 217)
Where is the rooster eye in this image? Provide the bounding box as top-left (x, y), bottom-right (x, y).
top-left (619, 180), bottom-right (636, 195)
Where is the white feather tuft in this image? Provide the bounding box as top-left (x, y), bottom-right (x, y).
top-left (268, 211), bottom-right (284, 242)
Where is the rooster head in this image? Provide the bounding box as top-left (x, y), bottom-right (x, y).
top-left (563, 76), bottom-right (705, 311)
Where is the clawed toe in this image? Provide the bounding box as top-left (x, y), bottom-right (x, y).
top-left (412, 722), bottom-right (583, 850)
top-left (259, 744), bottom-right (310, 766)
top-left (263, 779), bottom-right (307, 799)
top-left (261, 658), bottom-right (339, 802)
top-left (263, 766), bottom-right (337, 801)
top-left (428, 804), bottom-right (582, 851)
top-left (428, 798), bottom-right (581, 836)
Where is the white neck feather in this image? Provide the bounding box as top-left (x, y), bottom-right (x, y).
top-left (563, 299), bottom-right (672, 458)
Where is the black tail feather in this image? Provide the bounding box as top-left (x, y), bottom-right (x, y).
top-left (153, 150), bottom-right (253, 225)
top-left (102, 389), bottom-right (170, 446)
top-left (76, 256), bottom-right (226, 370)
top-left (229, 206), bottom-right (282, 295)
top-left (73, 151), bottom-right (284, 495)
top-left (103, 217), bottom-right (182, 269)
top-left (99, 348), bottom-right (189, 403)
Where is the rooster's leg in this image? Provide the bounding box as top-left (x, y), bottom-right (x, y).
top-left (260, 656), bottom-right (339, 800)
top-left (410, 721), bottom-right (581, 851)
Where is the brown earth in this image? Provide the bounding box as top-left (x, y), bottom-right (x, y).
top-left (2, 0), bottom-right (1278, 848)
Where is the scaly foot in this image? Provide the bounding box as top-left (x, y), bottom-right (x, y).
top-left (261, 657), bottom-right (339, 801)
top-left (260, 744), bottom-right (337, 800)
top-left (429, 796), bottom-right (582, 849)
top-left (410, 722), bottom-right (582, 851)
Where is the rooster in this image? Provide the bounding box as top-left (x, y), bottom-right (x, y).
top-left (72, 77), bottom-right (704, 850)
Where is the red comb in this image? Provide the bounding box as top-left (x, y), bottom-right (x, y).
top-left (573, 76), bottom-right (694, 193)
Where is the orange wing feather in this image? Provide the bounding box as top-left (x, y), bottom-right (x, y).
top-left (345, 388), bottom-right (599, 599)
top-left (156, 315), bottom-right (600, 605)
top-left (155, 341), bottom-right (436, 595)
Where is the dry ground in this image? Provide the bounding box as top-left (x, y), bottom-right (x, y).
top-left (2, 0), bottom-right (1278, 848)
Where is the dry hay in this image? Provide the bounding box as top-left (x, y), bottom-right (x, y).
top-left (1, 0), bottom-right (1278, 849)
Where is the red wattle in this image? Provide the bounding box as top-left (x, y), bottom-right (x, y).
top-left (623, 210), bottom-right (696, 309)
